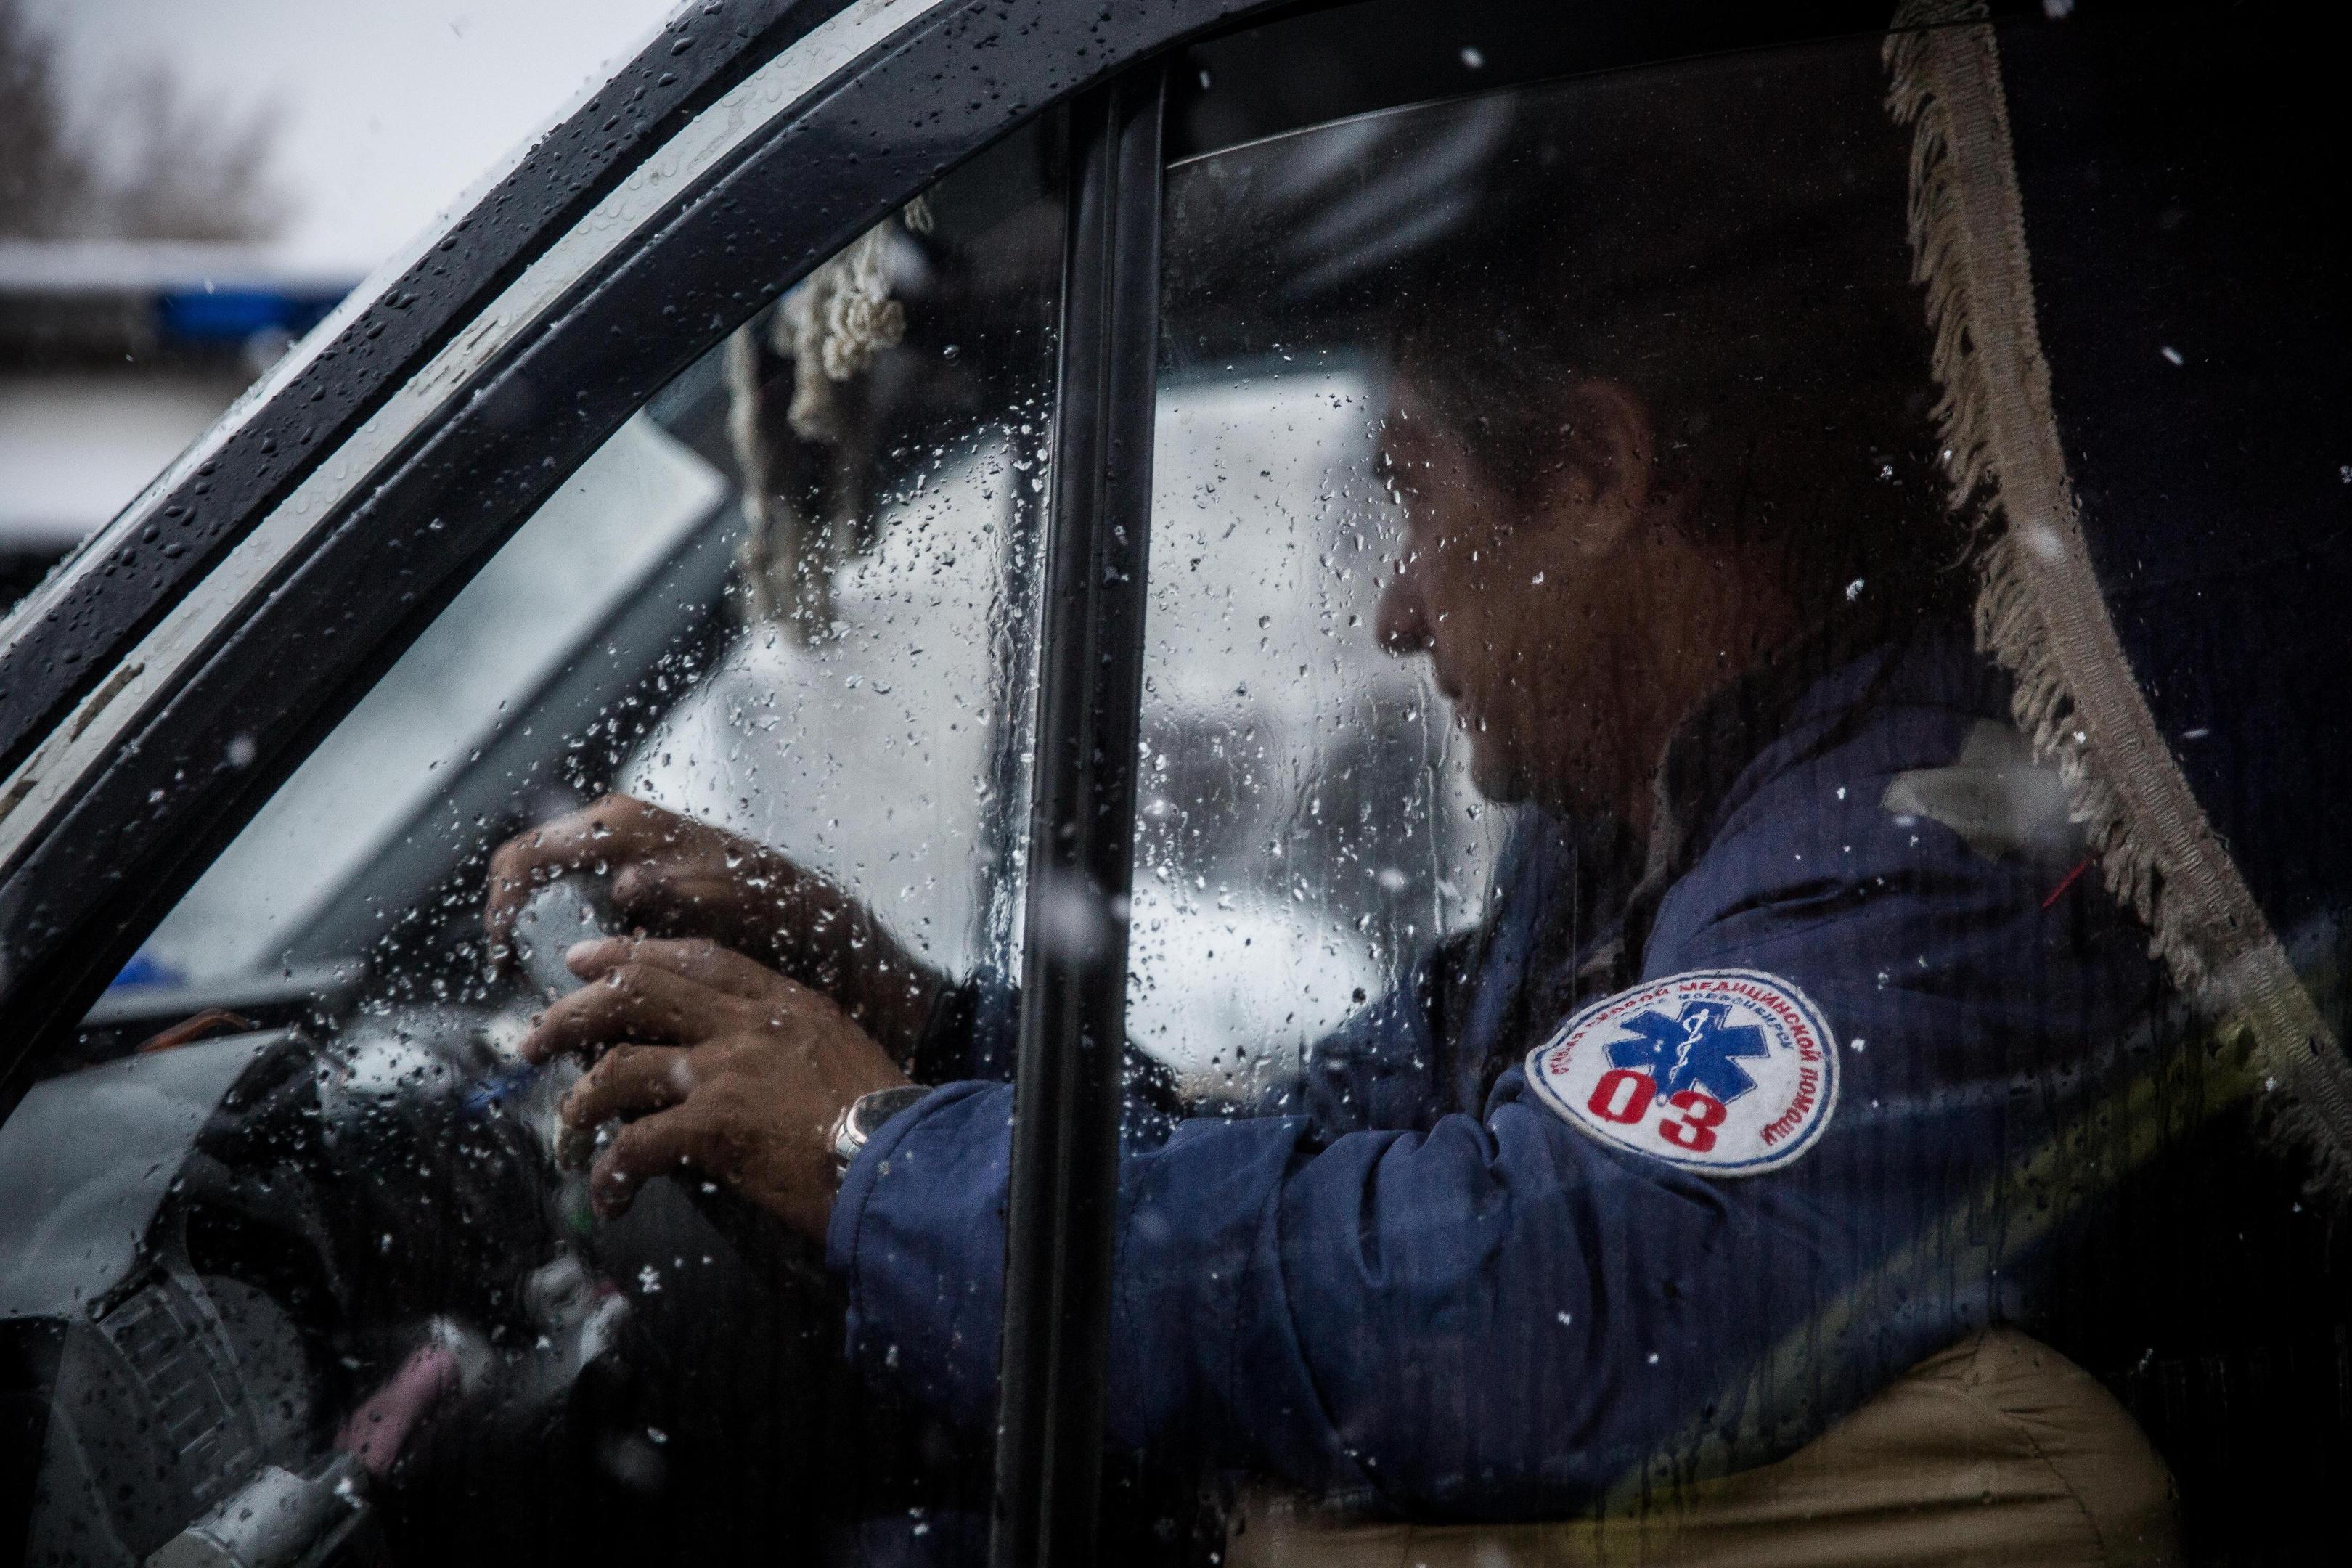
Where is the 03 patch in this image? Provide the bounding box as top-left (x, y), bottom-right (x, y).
top-left (1524, 969), bottom-right (1839, 1176)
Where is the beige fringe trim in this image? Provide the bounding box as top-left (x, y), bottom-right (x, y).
top-left (1885, 0), bottom-right (2352, 1197)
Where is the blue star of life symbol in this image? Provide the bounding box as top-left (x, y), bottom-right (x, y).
top-left (1606, 1000), bottom-right (1771, 1103)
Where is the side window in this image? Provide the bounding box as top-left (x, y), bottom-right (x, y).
top-left (1122, 25), bottom-right (2296, 1561)
top-left (23, 124), bottom-right (1061, 1562)
top-left (1140, 44), bottom-right (1968, 1153)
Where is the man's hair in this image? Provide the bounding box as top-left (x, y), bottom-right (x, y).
top-left (1384, 44), bottom-right (1966, 624)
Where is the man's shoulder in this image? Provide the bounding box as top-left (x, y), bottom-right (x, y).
top-left (1652, 634), bottom-right (2079, 962)
top-left (1713, 634), bottom-right (2028, 852)
top-left (1738, 632), bottom-right (2010, 800)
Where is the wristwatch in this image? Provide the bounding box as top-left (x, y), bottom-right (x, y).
top-left (830, 1084), bottom-right (932, 1176)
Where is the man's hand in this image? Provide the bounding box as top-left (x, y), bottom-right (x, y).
top-left (519, 936), bottom-right (912, 1240)
top-left (486, 794), bottom-right (945, 1064)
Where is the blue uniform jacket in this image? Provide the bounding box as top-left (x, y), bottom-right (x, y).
top-left (822, 631), bottom-right (2160, 1518)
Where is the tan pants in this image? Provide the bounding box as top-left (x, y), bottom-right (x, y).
top-left (1228, 1331), bottom-right (2180, 1568)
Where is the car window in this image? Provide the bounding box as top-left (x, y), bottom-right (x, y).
top-left (14, 118), bottom-right (1061, 1565)
top-left (1118, 23), bottom-right (2345, 1564)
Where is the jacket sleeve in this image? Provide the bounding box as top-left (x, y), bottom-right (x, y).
top-left (827, 710), bottom-right (2154, 1516)
top-left (920, 942), bottom-right (1460, 1140)
top-left (828, 1063), bottom-right (1787, 1514)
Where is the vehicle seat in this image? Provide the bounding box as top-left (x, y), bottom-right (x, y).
top-left (1228, 1328), bottom-right (2179, 1568)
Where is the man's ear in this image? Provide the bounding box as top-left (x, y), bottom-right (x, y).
top-left (1541, 377), bottom-right (1658, 556)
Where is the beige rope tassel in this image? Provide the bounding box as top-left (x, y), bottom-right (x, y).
top-left (1887, 0), bottom-right (2352, 1199)
top-left (725, 196), bottom-right (934, 634)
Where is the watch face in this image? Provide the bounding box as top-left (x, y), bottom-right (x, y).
top-left (854, 1086), bottom-right (933, 1141)
top-left (838, 1086), bottom-right (931, 1167)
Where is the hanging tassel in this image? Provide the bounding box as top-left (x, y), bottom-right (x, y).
top-left (1886, 0), bottom-right (2352, 1201)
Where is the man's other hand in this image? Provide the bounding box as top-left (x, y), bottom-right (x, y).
top-left (520, 935), bottom-right (912, 1239)
top-left (485, 794), bottom-right (944, 1063)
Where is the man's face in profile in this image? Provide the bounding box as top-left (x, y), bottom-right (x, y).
top-left (1371, 369), bottom-right (1763, 830)
top-left (1373, 379), bottom-right (1641, 817)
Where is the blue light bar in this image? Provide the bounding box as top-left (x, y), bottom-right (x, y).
top-left (156, 287), bottom-right (345, 343)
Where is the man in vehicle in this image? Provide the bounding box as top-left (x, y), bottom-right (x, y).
top-left (484, 102), bottom-right (2183, 1561)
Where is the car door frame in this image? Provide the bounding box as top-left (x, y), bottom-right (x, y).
top-left (0, 7), bottom-right (1239, 1565)
top-left (0, 4), bottom-right (1926, 1562)
top-left (0, 0), bottom-right (1289, 1067)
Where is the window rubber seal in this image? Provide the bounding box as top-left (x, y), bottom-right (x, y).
top-left (992, 62), bottom-right (1167, 1568)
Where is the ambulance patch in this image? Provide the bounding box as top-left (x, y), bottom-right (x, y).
top-left (1524, 969), bottom-right (1838, 1176)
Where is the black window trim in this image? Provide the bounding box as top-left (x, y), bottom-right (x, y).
top-left (992, 63), bottom-right (1166, 1568)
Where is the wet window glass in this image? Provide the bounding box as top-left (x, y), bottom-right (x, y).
top-left (1129, 369), bottom-right (1500, 1101)
top-left (1111, 17), bottom-right (2347, 1567)
top-left (10, 123), bottom-right (1062, 1564)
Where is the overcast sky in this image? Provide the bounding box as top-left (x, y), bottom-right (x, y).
top-left (28, 0), bottom-right (682, 277)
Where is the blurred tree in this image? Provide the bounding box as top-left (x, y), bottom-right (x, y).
top-left (1, 0), bottom-right (287, 240)
top-left (0, 0), bottom-right (89, 234)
